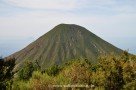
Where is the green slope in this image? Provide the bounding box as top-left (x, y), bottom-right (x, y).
top-left (9, 24), bottom-right (123, 70)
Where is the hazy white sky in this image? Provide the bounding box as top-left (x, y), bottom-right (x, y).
top-left (0, 0), bottom-right (136, 56)
top-left (0, 0), bottom-right (136, 39)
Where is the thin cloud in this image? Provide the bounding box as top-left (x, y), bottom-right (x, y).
top-left (5, 0), bottom-right (78, 10)
top-left (4, 0), bottom-right (136, 14)
top-left (0, 0), bottom-right (136, 39)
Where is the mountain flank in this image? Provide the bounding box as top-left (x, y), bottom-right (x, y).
top-left (8, 24), bottom-right (122, 70)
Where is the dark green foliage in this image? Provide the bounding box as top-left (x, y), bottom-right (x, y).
top-left (105, 64), bottom-right (124, 90)
top-left (0, 57), bottom-right (15, 90)
top-left (124, 80), bottom-right (136, 90)
top-left (91, 64), bottom-right (100, 72)
top-left (46, 65), bottom-right (60, 76)
top-left (18, 61), bottom-right (35, 80)
top-left (96, 52), bottom-right (136, 90)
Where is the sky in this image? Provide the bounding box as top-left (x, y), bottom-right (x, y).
top-left (0, 0), bottom-right (136, 56)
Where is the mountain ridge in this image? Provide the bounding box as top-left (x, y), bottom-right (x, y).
top-left (8, 24), bottom-right (123, 70)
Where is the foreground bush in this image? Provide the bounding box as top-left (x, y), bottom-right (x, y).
top-left (18, 61), bottom-right (35, 80)
top-left (11, 52), bottom-right (136, 90)
top-left (0, 57), bottom-right (15, 89)
top-left (60, 59), bottom-right (92, 85)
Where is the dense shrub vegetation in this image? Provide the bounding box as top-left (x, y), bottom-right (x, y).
top-left (18, 61), bottom-right (35, 80)
top-left (2, 51), bottom-right (136, 90)
top-left (0, 57), bottom-right (15, 90)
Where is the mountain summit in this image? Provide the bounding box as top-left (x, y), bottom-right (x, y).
top-left (10, 24), bottom-right (122, 69)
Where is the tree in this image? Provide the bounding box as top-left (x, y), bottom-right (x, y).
top-left (46, 65), bottom-right (60, 76)
top-left (18, 61), bottom-right (34, 80)
top-left (98, 54), bottom-right (125, 90)
top-left (0, 57), bottom-right (15, 89)
top-left (61, 59), bottom-right (92, 85)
